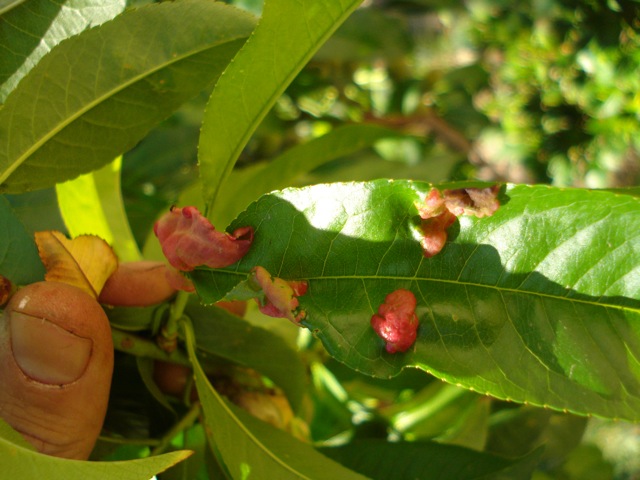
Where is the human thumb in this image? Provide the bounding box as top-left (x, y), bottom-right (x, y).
top-left (0, 281), bottom-right (113, 459)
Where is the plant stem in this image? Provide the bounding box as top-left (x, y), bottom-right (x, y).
top-left (112, 327), bottom-right (191, 367)
top-left (150, 401), bottom-right (202, 456)
top-left (158, 290), bottom-right (191, 353)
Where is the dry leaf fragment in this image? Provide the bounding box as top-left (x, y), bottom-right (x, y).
top-left (443, 185), bottom-right (501, 218)
top-left (371, 289), bottom-right (419, 354)
top-left (34, 231), bottom-right (118, 299)
top-left (416, 185), bottom-right (500, 257)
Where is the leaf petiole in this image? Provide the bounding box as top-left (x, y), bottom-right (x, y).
top-left (157, 290), bottom-right (191, 353)
top-left (112, 327), bottom-right (190, 367)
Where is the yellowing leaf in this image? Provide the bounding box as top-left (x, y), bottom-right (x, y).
top-left (34, 231), bottom-right (117, 298)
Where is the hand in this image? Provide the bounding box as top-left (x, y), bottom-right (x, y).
top-left (0, 261), bottom-right (177, 460)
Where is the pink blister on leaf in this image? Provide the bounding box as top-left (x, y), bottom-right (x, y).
top-left (154, 206), bottom-right (253, 271)
top-left (250, 266), bottom-right (308, 324)
top-left (371, 289), bottom-right (419, 354)
top-left (416, 188), bottom-right (447, 219)
top-left (416, 188), bottom-right (457, 258)
top-left (416, 185), bottom-right (500, 257)
top-left (443, 185), bottom-right (500, 218)
top-left (419, 209), bottom-right (457, 258)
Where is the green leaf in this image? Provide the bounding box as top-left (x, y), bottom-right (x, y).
top-left (210, 124), bottom-right (405, 228)
top-left (0, 0), bottom-right (126, 102)
top-left (189, 182), bottom-right (640, 421)
top-left (0, 195), bottom-right (44, 284)
top-left (381, 382), bottom-right (486, 446)
top-left (319, 439), bottom-right (538, 480)
top-left (198, 0), bottom-right (363, 212)
top-left (187, 301), bottom-right (308, 412)
top-left (135, 356), bottom-right (175, 414)
top-left (183, 320), bottom-right (368, 480)
top-left (0, 418), bottom-right (191, 480)
top-left (56, 157), bottom-right (141, 262)
top-left (0, 0), bottom-right (27, 16)
top-left (486, 407), bottom-right (587, 466)
top-left (0, 0), bottom-right (256, 193)
top-left (4, 188), bottom-right (66, 234)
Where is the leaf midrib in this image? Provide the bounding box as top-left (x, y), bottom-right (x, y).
top-left (206, 269), bottom-right (639, 313)
top-left (311, 275), bottom-right (640, 313)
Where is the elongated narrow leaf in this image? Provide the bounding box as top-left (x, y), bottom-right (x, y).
top-left (57, 157), bottom-right (141, 262)
top-left (319, 439), bottom-right (539, 480)
top-left (210, 124), bottom-right (404, 228)
top-left (0, 0), bottom-right (126, 102)
top-left (0, 195), bottom-right (44, 283)
top-left (183, 321), bottom-right (368, 480)
top-left (0, 0), bottom-right (27, 16)
top-left (0, 418), bottom-right (191, 480)
top-left (0, 0), bottom-right (256, 193)
top-left (198, 0), bottom-right (363, 211)
top-left (187, 301), bottom-right (308, 411)
top-left (190, 182), bottom-right (640, 421)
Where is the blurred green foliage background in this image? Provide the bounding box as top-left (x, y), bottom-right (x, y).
top-left (123, 0), bottom-right (640, 235)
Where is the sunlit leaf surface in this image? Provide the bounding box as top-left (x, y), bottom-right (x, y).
top-left (190, 181), bottom-right (640, 421)
top-left (0, 0), bottom-right (256, 193)
top-left (57, 158), bottom-right (141, 262)
top-left (0, 0), bottom-right (126, 102)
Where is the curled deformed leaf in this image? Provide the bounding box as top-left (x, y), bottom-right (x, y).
top-left (34, 231), bottom-right (118, 299)
top-left (370, 289), bottom-right (419, 354)
top-left (249, 266), bottom-right (307, 323)
top-left (154, 206), bottom-right (253, 271)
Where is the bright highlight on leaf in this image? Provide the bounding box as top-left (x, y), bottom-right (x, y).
top-left (34, 231), bottom-right (118, 299)
top-left (153, 206), bottom-right (253, 271)
top-left (249, 266), bottom-right (308, 324)
top-left (416, 186), bottom-right (500, 257)
top-left (370, 289), bottom-right (419, 354)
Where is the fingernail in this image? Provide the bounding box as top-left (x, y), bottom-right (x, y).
top-left (10, 311), bottom-right (92, 385)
